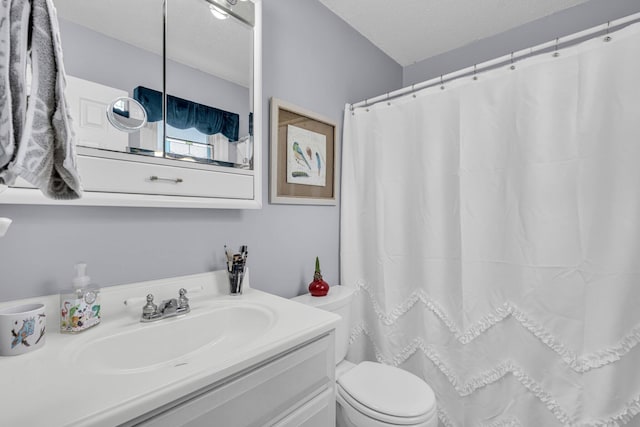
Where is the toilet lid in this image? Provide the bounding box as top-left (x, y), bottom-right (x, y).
top-left (337, 361), bottom-right (436, 420)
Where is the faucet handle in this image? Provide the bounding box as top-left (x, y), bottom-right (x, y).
top-left (178, 288), bottom-right (189, 309)
top-left (142, 294), bottom-right (158, 318)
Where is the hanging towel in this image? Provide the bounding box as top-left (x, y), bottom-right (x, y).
top-left (0, 0), bottom-right (82, 199)
top-left (0, 0), bottom-right (15, 170)
top-left (0, 0), bottom-right (30, 173)
top-left (9, 0), bottom-right (30, 154)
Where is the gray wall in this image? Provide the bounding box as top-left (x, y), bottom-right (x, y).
top-left (0, 0), bottom-right (401, 302)
top-left (403, 0), bottom-right (640, 86)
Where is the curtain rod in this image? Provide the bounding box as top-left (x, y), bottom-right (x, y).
top-left (351, 11), bottom-right (640, 110)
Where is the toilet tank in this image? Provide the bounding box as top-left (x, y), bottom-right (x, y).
top-left (291, 286), bottom-right (355, 364)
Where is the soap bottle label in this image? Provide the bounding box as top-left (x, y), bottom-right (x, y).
top-left (60, 293), bottom-right (101, 333)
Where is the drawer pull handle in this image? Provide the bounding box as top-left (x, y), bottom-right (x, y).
top-left (150, 175), bottom-right (184, 184)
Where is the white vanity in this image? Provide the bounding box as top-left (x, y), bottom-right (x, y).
top-left (0, 271), bottom-right (339, 426)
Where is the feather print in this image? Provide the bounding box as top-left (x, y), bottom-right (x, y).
top-left (316, 152), bottom-right (322, 176)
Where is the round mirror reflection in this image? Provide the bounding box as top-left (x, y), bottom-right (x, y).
top-left (106, 97), bottom-right (147, 132)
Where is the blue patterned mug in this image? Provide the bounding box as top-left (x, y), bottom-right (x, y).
top-left (0, 304), bottom-right (46, 356)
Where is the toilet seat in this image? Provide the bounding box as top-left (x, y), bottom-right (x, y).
top-left (337, 385), bottom-right (437, 426)
top-left (336, 361), bottom-right (437, 426)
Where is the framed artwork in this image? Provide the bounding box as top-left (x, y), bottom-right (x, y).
top-left (269, 98), bottom-right (339, 205)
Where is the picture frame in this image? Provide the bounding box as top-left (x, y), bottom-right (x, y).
top-left (269, 98), bottom-right (339, 205)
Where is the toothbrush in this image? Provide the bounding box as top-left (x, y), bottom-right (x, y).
top-left (224, 245), bottom-right (233, 272)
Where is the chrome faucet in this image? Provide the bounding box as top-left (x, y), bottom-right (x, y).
top-left (141, 288), bottom-right (190, 322)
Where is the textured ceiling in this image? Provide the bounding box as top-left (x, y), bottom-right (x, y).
top-left (318, 0), bottom-right (591, 66)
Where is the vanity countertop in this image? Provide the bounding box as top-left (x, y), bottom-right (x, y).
top-left (0, 271), bottom-right (339, 427)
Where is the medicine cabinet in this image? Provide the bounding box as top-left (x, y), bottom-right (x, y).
top-left (0, 0), bottom-right (262, 209)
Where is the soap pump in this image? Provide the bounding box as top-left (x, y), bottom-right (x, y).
top-left (60, 263), bottom-right (101, 333)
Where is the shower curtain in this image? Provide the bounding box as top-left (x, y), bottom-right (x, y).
top-left (341, 23), bottom-right (640, 427)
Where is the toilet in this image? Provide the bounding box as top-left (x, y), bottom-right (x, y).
top-left (292, 286), bottom-right (438, 427)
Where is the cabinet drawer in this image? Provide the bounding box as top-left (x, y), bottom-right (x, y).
top-left (134, 334), bottom-right (334, 427)
top-left (78, 155), bottom-right (254, 199)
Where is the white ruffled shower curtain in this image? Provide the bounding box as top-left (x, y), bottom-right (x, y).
top-left (341, 22), bottom-right (640, 427)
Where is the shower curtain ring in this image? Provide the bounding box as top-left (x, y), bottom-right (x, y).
top-left (604, 21), bottom-right (612, 42)
top-left (473, 64), bottom-right (478, 80)
top-left (440, 75), bottom-right (445, 90)
top-left (412, 84), bottom-right (417, 98)
top-left (510, 54), bottom-right (516, 70)
top-left (553, 38), bottom-right (560, 57)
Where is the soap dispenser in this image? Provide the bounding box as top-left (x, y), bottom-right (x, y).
top-left (60, 263), bottom-right (101, 333)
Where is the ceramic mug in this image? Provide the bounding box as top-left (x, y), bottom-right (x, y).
top-left (0, 303), bottom-right (46, 356)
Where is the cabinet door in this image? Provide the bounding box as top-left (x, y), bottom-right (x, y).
top-left (134, 334), bottom-right (334, 427)
top-left (65, 76), bottom-right (129, 151)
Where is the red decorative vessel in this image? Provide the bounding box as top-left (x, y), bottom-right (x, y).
top-left (308, 257), bottom-right (330, 297)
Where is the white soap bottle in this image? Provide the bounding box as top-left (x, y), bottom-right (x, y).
top-left (60, 263), bottom-right (101, 333)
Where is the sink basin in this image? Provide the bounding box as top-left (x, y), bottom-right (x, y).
top-left (68, 303), bottom-right (276, 374)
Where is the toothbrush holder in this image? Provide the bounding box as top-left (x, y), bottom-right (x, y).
top-left (0, 303), bottom-right (46, 356)
top-left (228, 264), bottom-right (246, 295)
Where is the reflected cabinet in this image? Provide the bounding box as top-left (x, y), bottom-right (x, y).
top-left (1, 0), bottom-right (262, 208)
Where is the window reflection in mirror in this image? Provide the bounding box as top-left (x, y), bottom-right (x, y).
top-left (53, 0), bottom-right (255, 170)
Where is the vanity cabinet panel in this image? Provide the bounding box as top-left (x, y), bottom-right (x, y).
top-left (272, 387), bottom-right (335, 427)
top-left (132, 333), bottom-right (335, 427)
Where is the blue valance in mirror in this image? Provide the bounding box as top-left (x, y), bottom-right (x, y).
top-left (133, 86), bottom-right (240, 141)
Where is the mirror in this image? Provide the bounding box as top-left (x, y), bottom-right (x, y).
top-left (106, 97), bottom-right (148, 133)
top-left (53, 0), bottom-right (255, 169)
top-left (53, 0), bottom-right (163, 154)
top-left (165, 0), bottom-right (254, 167)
